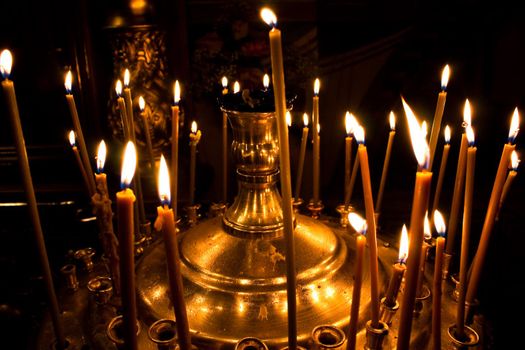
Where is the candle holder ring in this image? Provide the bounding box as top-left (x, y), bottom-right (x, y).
top-left (134, 235), bottom-right (149, 257)
top-left (364, 320), bottom-right (389, 350)
top-left (292, 197), bottom-right (304, 213)
top-left (234, 337), bottom-right (269, 350)
top-left (209, 202), bottom-right (227, 218)
top-left (335, 204), bottom-right (352, 228)
top-left (106, 315), bottom-right (141, 350)
top-left (279, 346), bottom-right (307, 350)
top-left (451, 273), bottom-right (460, 301)
top-left (140, 220), bottom-right (153, 245)
top-left (414, 285), bottom-right (432, 316)
top-left (74, 247), bottom-right (96, 272)
top-left (307, 201), bottom-right (324, 219)
top-left (148, 319), bottom-right (178, 350)
top-left (311, 324), bottom-right (346, 350)
top-left (184, 204), bottom-right (201, 226)
top-left (87, 276), bottom-right (113, 305)
top-left (60, 264), bottom-right (79, 292)
top-left (379, 297), bottom-right (399, 325)
top-left (447, 324), bottom-right (479, 349)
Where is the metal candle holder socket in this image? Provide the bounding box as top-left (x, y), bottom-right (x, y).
top-left (209, 202), bottom-right (227, 217)
top-left (60, 264), bottom-right (79, 291)
top-left (365, 320), bottom-right (389, 350)
top-left (184, 204), bottom-right (201, 226)
top-left (311, 325), bottom-right (346, 350)
top-left (74, 247), bottom-right (95, 272)
top-left (379, 297), bottom-right (399, 325)
top-left (451, 273), bottom-right (460, 301)
top-left (447, 324), bottom-right (479, 349)
top-left (234, 337), bottom-right (269, 350)
top-left (141, 220), bottom-right (153, 244)
top-left (292, 198), bottom-right (304, 213)
top-left (87, 276), bottom-right (113, 305)
top-left (414, 285), bottom-right (432, 316)
top-left (280, 347), bottom-right (307, 350)
top-left (335, 204), bottom-right (352, 227)
top-left (106, 315), bottom-right (141, 350)
top-left (148, 319), bottom-right (178, 350)
top-left (307, 201), bottom-right (324, 219)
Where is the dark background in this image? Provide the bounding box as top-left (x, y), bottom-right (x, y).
top-left (1, 0), bottom-right (524, 348)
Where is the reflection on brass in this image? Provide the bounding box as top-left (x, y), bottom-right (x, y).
top-left (311, 325), bottom-right (346, 350)
top-left (148, 319), bottom-right (178, 350)
top-left (364, 320), bottom-right (389, 350)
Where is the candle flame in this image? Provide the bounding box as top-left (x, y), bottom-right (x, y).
top-left (221, 76), bottom-right (228, 89)
top-left (174, 80), bottom-right (181, 104)
top-left (399, 224), bottom-right (409, 264)
top-left (421, 120), bottom-right (428, 138)
top-left (348, 212), bottom-right (367, 235)
top-left (138, 96), bottom-right (145, 111)
top-left (511, 150), bottom-right (520, 171)
top-left (191, 121), bottom-right (198, 134)
top-left (463, 99), bottom-right (472, 127)
top-left (303, 113), bottom-right (309, 127)
top-left (124, 68), bottom-right (130, 87)
top-left (115, 80), bottom-right (123, 97)
top-left (354, 124), bottom-right (365, 144)
top-left (317, 123), bottom-right (320, 134)
top-left (445, 125), bottom-right (451, 143)
top-left (345, 112), bottom-right (355, 135)
top-left (401, 97), bottom-right (430, 169)
top-left (0, 49), bottom-right (13, 79)
top-left (64, 70), bottom-right (73, 93)
top-left (434, 210), bottom-right (446, 237)
top-left (286, 111), bottom-right (292, 127)
top-left (263, 74), bottom-right (270, 89)
top-left (441, 64), bottom-right (450, 90)
top-left (68, 130), bottom-right (76, 147)
top-left (508, 107), bottom-right (520, 143)
top-left (389, 111), bottom-right (396, 131)
top-left (466, 125), bottom-right (475, 146)
top-left (97, 140), bottom-right (107, 173)
top-left (313, 78), bottom-right (320, 95)
top-left (424, 212), bottom-right (431, 240)
top-left (260, 8), bottom-right (277, 27)
top-left (158, 154), bottom-right (171, 205)
top-left (120, 141), bottom-right (137, 188)
top-left (233, 81), bottom-right (241, 93)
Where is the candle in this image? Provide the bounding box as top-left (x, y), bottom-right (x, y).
top-left (397, 98), bottom-right (432, 350)
top-left (312, 78), bottom-right (321, 205)
top-left (384, 224), bottom-right (408, 307)
top-left (375, 111), bottom-right (396, 215)
top-left (354, 124), bottom-right (380, 327)
top-left (261, 8), bottom-right (298, 348)
top-left (171, 81), bottom-right (181, 213)
top-left (138, 96), bottom-right (156, 170)
top-left (116, 141), bottom-right (138, 350)
top-left (263, 73), bottom-right (270, 90)
top-left (344, 151), bottom-right (360, 208)
top-left (233, 80), bottom-right (241, 93)
top-left (344, 112), bottom-right (355, 206)
top-left (155, 155), bottom-right (192, 350)
top-left (428, 64), bottom-right (450, 169)
top-left (123, 69), bottom-right (135, 137)
top-left (346, 213), bottom-right (367, 350)
top-left (456, 124), bottom-right (476, 339)
top-left (432, 210), bottom-right (447, 350)
top-left (1, 49), bottom-right (66, 349)
top-left (431, 126), bottom-right (451, 216)
top-left (64, 69), bottom-right (96, 195)
top-left (222, 77), bottom-right (229, 203)
top-left (294, 113), bottom-right (309, 200)
top-left (416, 213), bottom-right (432, 297)
top-left (222, 76), bottom-right (229, 95)
top-left (286, 111), bottom-right (292, 128)
top-left (189, 121), bottom-right (201, 205)
top-left (68, 130), bottom-right (93, 196)
top-left (497, 150), bottom-right (520, 219)
top-left (446, 102), bottom-right (472, 255)
top-left (116, 80), bottom-right (129, 139)
top-left (466, 108), bottom-right (520, 312)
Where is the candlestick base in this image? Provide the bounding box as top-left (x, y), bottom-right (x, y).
top-left (106, 315), bottom-right (141, 350)
top-left (307, 201), bottom-right (324, 219)
top-left (148, 319), bottom-right (178, 350)
top-left (184, 204), bottom-right (201, 226)
top-left (414, 285), bottom-right (431, 316)
top-left (364, 320), bottom-right (389, 350)
top-left (447, 324), bottom-right (479, 349)
top-left (60, 264), bottom-right (79, 292)
top-left (87, 276), bottom-right (113, 305)
top-left (379, 297), bottom-right (399, 325)
top-left (311, 324), bottom-right (346, 350)
top-left (465, 299), bottom-right (480, 325)
top-left (293, 198), bottom-right (304, 213)
top-left (335, 204), bottom-right (352, 227)
top-left (74, 247), bottom-right (96, 273)
top-left (451, 273), bottom-right (460, 301)
top-left (209, 202), bottom-right (227, 218)
top-left (234, 337), bottom-right (269, 350)
top-left (442, 253), bottom-right (453, 280)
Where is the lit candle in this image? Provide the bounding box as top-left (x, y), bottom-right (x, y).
top-left (222, 77), bottom-right (229, 203)
top-left (375, 111), bottom-right (396, 215)
top-left (222, 76), bottom-right (228, 95)
top-left (261, 8), bottom-right (298, 349)
top-left (233, 80), bottom-right (241, 93)
top-left (68, 130), bottom-right (93, 196)
top-left (466, 108), bottom-right (520, 314)
top-left (64, 69), bottom-right (96, 195)
top-left (344, 112), bottom-right (355, 206)
top-left (286, 111), bottom-right (292, 128)
top-left (1, 49), bottom-right (66, 349)
top-left (171, 81), bottom-right (181, 213)
top-left (312, 78), bottom-right (321, 205)
top-left (155, 155), bottom-right (192, 350)
top-left (432, 210), bottom-right (447, 350)
top-left (263, 73), bottom-right (270, 90)
top-left (294, 113), bottom-right (309, 200)
top-left (456, 124), bottom-right (476, 339)
top-left (123, 69), bottom-right (135, 138)
top-left (416, 213), bottom-right (432, 297)
top-left (116, 141), bottom-right (138, 350)
top-left (429, 64), bottom-right (450, 168)
top-left (344, 149), bottom-right (360, 209)
top-left (189, 121), bottom-right (201, 205)
top-left (354, 124), bottom-right (380, 327)
top-left (116, 80), bottom-right (129, 139)
top-left (446, 100), bottom-right (472, 255)
top-left (384, 224), bottom-right (408, 307)
top-left (347, 213), bottom-right (367, 350)
top-left (397, 98), bottom-right (432, 350)
top-left (138, 96), bottom-right (156, 170)
top-left (497, 150), bottom-right (520, 219)
top-left (431, 125), bottom-right (451, 216)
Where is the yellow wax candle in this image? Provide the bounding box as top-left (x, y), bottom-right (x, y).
top-left (466, 108), bottom-right (519, 310)
top-left (432, 210), bottom-right (447, 350)
top-left (347, 213), bottom-right (367, 350)
top-left (2, 50), bottom-right (66, 349)
top-left (155, 155), bottom-right (192, 350)
top-left (115, 80), bottom-right (129, 139)
top-left (354, 125), bottom-right (380, 327)
top-left (416, 214), bottom-right (432, 297)
top-left (189, 121), bottom-right (201, 205)
top-left (344, 153), bottom-right (360, 208)
top-left (428, 64), bottom-right (450, 169)
top-left (497, 150), bottom-right (519, 219)
top-left (116, 141), bottom-right (138, 350)
top-left (431, 126), bottom-right (451, 216)
top-left (294, 113), bottom-right (309, 200)
top-left (123, 69), bottom-right (135, 138)
top-left (344, 112), bottom-right (356, 205)
top-left (171, 81), bottom-right (181, 214)
top-left (312, 78), bottom-right (320, 205)
top-left (68, 130), bottom-right (93, 196)
top-left (64, 70), bottom-right (96, 195)
top-left (138, 96), bottom-right (155, 170)
top-left (397, 98), bottom-right (432, 350)
top-left (261, 8), bottom-right (298, 349)
top-left (375, 111), bottom-right (396, 214)
top-left (221, 77), bottom-right (229, 203)
top-left (384, 224), bottom-right (408, 307)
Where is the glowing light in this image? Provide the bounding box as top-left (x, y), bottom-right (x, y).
top-left (97, 140), bottom-right (107, 173)
top-left (348, 212), bottom-right (367, 234)
top-left (233, 81), bottom-right (240, 93)
top-left (389, 111), bottom-right (396, 131)
top-left (463, 99), bottom-right (472, 128)
top-left (421, 120), bottom-right (428, 138)
top-left (120, 141), bottom-right (137, 188)
top-left (399, 224), bottom-right (409, 264)
top-left (138, 96), bottom-right (145, 111)
top-left (260, 8), bottom-right (277, 27)
top-left (466, 125), bottom-right (475, 146)
top-left (115, 80), bottom-right (122, 97)
top-left (317, 123), bottom-right (320, 134)
top-left (313, 78), bottom-right (320, 96)
top-left (174, 80), bottom-right (181, 105)
top-left (124, 68), bottom-right (130, 87)
top-left (441, 64), bottom-right (450, 90)
top-left (158, 155), bottom-right (171, 205)
top-left (303, 113), bottom-right (309, 127)
top-left (424, 212), bottom-right (431, 240)
top-left (434, 210), bottom-right (446, 237)
top-left (191, 121), bottom-right (198, 134)
top-left (509, 107), bottom-right (520, 143)
top-left (354, 124), bottom-right (365, 144)
top-left (0, 49), bottom-right (13, 79)
top-left (445, 125), bottom-right (451, 144)
top-left (511, 150), bottom-right (520, 171)
top-left (263, 74), bottom-right (270, 89)
top-left (221, 76), bottom-right (228, 89)
top-left (345, 112), bottom-right (355, 135)
top-left (68, 130), bottom-right (76, 147)
top-left (64, 70), bottom-right (73, 93)
top-left (286, 111), bottom-right (292, 127)
top-left (401, 97), bottom-right (430, 169)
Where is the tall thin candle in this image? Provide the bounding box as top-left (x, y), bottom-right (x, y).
top-left (431, 126), bottom-right (451, 216)
top-left (344, 153), bottom-right (360, 208)
top-left (497, 150), bottom-right (520, 219)
top-left (116, 80), bottom-right (129, 139)
top-left (294, 113), bottom-right (309, 200)
top-left (171, 81), bottom-right (181, 214)
top-left (429, 64), bottom-right (450, 169)
top-left (222, 77), bottom-right (229, 203)
top-left (138, 96), bottom-right (156, 170)
top-left (344, 112), bottom-right (355, 205)
top-left (69, 130), bottom-right (93, 196)
top-left (312, 78), bottom-right (321, 205)
top-left (375, 111), bottom-right (396, 215)
top-left (189, 121), bottom-right (201, 205)
top-left (123, 69), bottom-right (134, 137)
top-left (432, 210), bottom-right (447, 350)
top-left (384, 224), bottom-right (408, 307)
